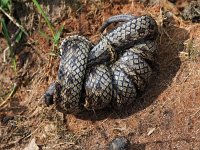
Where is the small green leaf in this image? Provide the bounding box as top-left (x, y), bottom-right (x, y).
top-left (32, 0), bottom-right (55, 37)
top-left (1, 18), bottom-right (11, 45)
top-left (53, 24), bottom-right (64, 46)
top-left (15, 30), bottom-right (23, 43)
top-left (1, 18), bottom-right (17, 72)
top-left (12, 57), bottom-right (17, 71)
top-left (0, 0), bottom-right (11, 12)
top-left (1, 0), bottom-right (9, 7)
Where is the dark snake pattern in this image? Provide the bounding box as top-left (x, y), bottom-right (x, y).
top-left (44, 14), bottom-right (158, 114)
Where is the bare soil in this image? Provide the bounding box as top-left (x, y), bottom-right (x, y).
top-left (0, 0), bottom-right (200, 149)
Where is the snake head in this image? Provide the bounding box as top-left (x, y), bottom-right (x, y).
top-left (44, 81), bottom-right (82, 114)
top-left (44, 82), bottom-right (61, 107)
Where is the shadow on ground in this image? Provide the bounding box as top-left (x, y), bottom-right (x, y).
top-left (131, 143), bottom-right (146, 150)
top-left (0, 97), bottom-right (28, 124)
top-left (76, 24), bottom-right (189, 121)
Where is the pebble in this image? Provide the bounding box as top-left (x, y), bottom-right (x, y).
top-left (109, 137), bottom-right (131, 150)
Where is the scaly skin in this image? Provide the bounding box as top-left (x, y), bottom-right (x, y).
top-left (44, 14), bottom-right (158, 114)
top-left (115, 49), bottom-right (152, 91)
top-left (99, 14), bottom-right (137, 33)
top-left (131, 39), bottom-right (157, 62)
top-left (111, 46), bottom-right (152, 109)
top-left (84, 64), bottom-right (112, 110)
top-left (112, 63), bottom-right (137, 109)
top-left (87, 15), bottom-right (158, 67)
top-left (54, 35), bottom-right (93, 114)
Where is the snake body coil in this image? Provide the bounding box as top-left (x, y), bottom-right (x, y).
top-left (84, 64), bottom-right (112, 110)
top-left (44, 14), bottom-right (158, 114)
top-left (55, 36), bottom-right (93, 114)
top-left (87, 15), bottom-right (157, 67)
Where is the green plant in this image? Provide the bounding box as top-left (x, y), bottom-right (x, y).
top-left (32, 0), bottom-right (64, 52)
top-left (1, 18), bottom-right (17, 71)
top-left (0, 0), bottom-right (12, 12)
top-left (0, 0), bottom-right (25, 71)
top-left (1, 18), bottom-right (23, 71)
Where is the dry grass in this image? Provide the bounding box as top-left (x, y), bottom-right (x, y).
top-left (0, 0), bottom-right (200, 149)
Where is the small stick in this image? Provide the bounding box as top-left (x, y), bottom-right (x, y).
top-left (3, 28), bottom-right (21, 62)
top-left (0, 83), bottom-right (18, 108)
top-left (0, 7), bottom-right (28, 36)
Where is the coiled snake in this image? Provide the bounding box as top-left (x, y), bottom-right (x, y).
top-left (44, 14), bottom-right (158, 114)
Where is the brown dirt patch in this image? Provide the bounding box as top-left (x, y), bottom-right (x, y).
top-left (0, 0), bottom-right (200, 149)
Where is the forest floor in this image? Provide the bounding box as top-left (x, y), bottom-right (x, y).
top-left (0, 0), bottom-right (200, 149)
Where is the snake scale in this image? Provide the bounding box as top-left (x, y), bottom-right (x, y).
top-left (44, 14), bottom-right (158, 114)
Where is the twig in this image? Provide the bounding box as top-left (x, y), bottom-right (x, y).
top-left (3, 28), bottom-right (21, 62)
top-left (0, 83), bottom-right (18, 108)
top-left (193, 7), bottom-right (200, 15)
top-left (0, 6), bottom-right (28, 36)
top-left (0, 126), bottom-right (39, 150)
top-left (3, 42), bottom-right (15, 62)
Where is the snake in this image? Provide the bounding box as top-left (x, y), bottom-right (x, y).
top-left (44, 14), bottom-right (158, 114)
